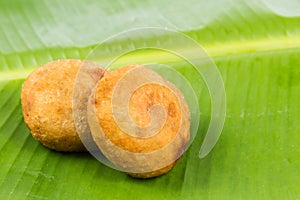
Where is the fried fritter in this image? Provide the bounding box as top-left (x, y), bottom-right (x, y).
top-left (88, 64), bottom-right (190, 178)
top-left (21, 59), bottom-right (103, 152)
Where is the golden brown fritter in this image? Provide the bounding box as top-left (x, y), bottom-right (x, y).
top-left (21, 59), bottom-right (103, 152)
top-left (88, 64), bottom-right (190, 178)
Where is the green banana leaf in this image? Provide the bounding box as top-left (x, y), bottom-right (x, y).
top-left (0, 0), bottom-right (299, 199)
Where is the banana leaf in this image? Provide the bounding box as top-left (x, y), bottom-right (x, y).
top-left (0, 0), bottom-right (299, 199)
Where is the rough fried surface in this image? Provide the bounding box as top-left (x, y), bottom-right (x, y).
top-left (21, 59), bottom-right (91, 151)
top-left (127, 158), bottom-right (180, 179)
top-left (89, 64), bottom-right (190, 178)
top-left (94, 71), bottom-right (181, 153)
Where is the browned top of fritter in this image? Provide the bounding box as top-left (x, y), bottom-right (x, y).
top-left (90, 65), bottom-right (184, 153)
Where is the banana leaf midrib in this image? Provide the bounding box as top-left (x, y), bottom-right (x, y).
top-left (1, 34), bottom-right (300, 82)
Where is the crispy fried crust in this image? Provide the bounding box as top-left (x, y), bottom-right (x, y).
top-left (127, 158), bottom-right (180, 179)
top-left (21, 59), bottom-right (103, 152)
top-left (89, 64), bottom-right (190, 178)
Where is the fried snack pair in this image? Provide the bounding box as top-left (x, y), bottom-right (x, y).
top-left (21, 60), bottom-right (190, 178)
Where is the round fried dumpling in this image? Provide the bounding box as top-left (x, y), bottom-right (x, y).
top-left (88, 64), bottom-right (190, 178)
top-left (21, 59), bottom-right (103, 152)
